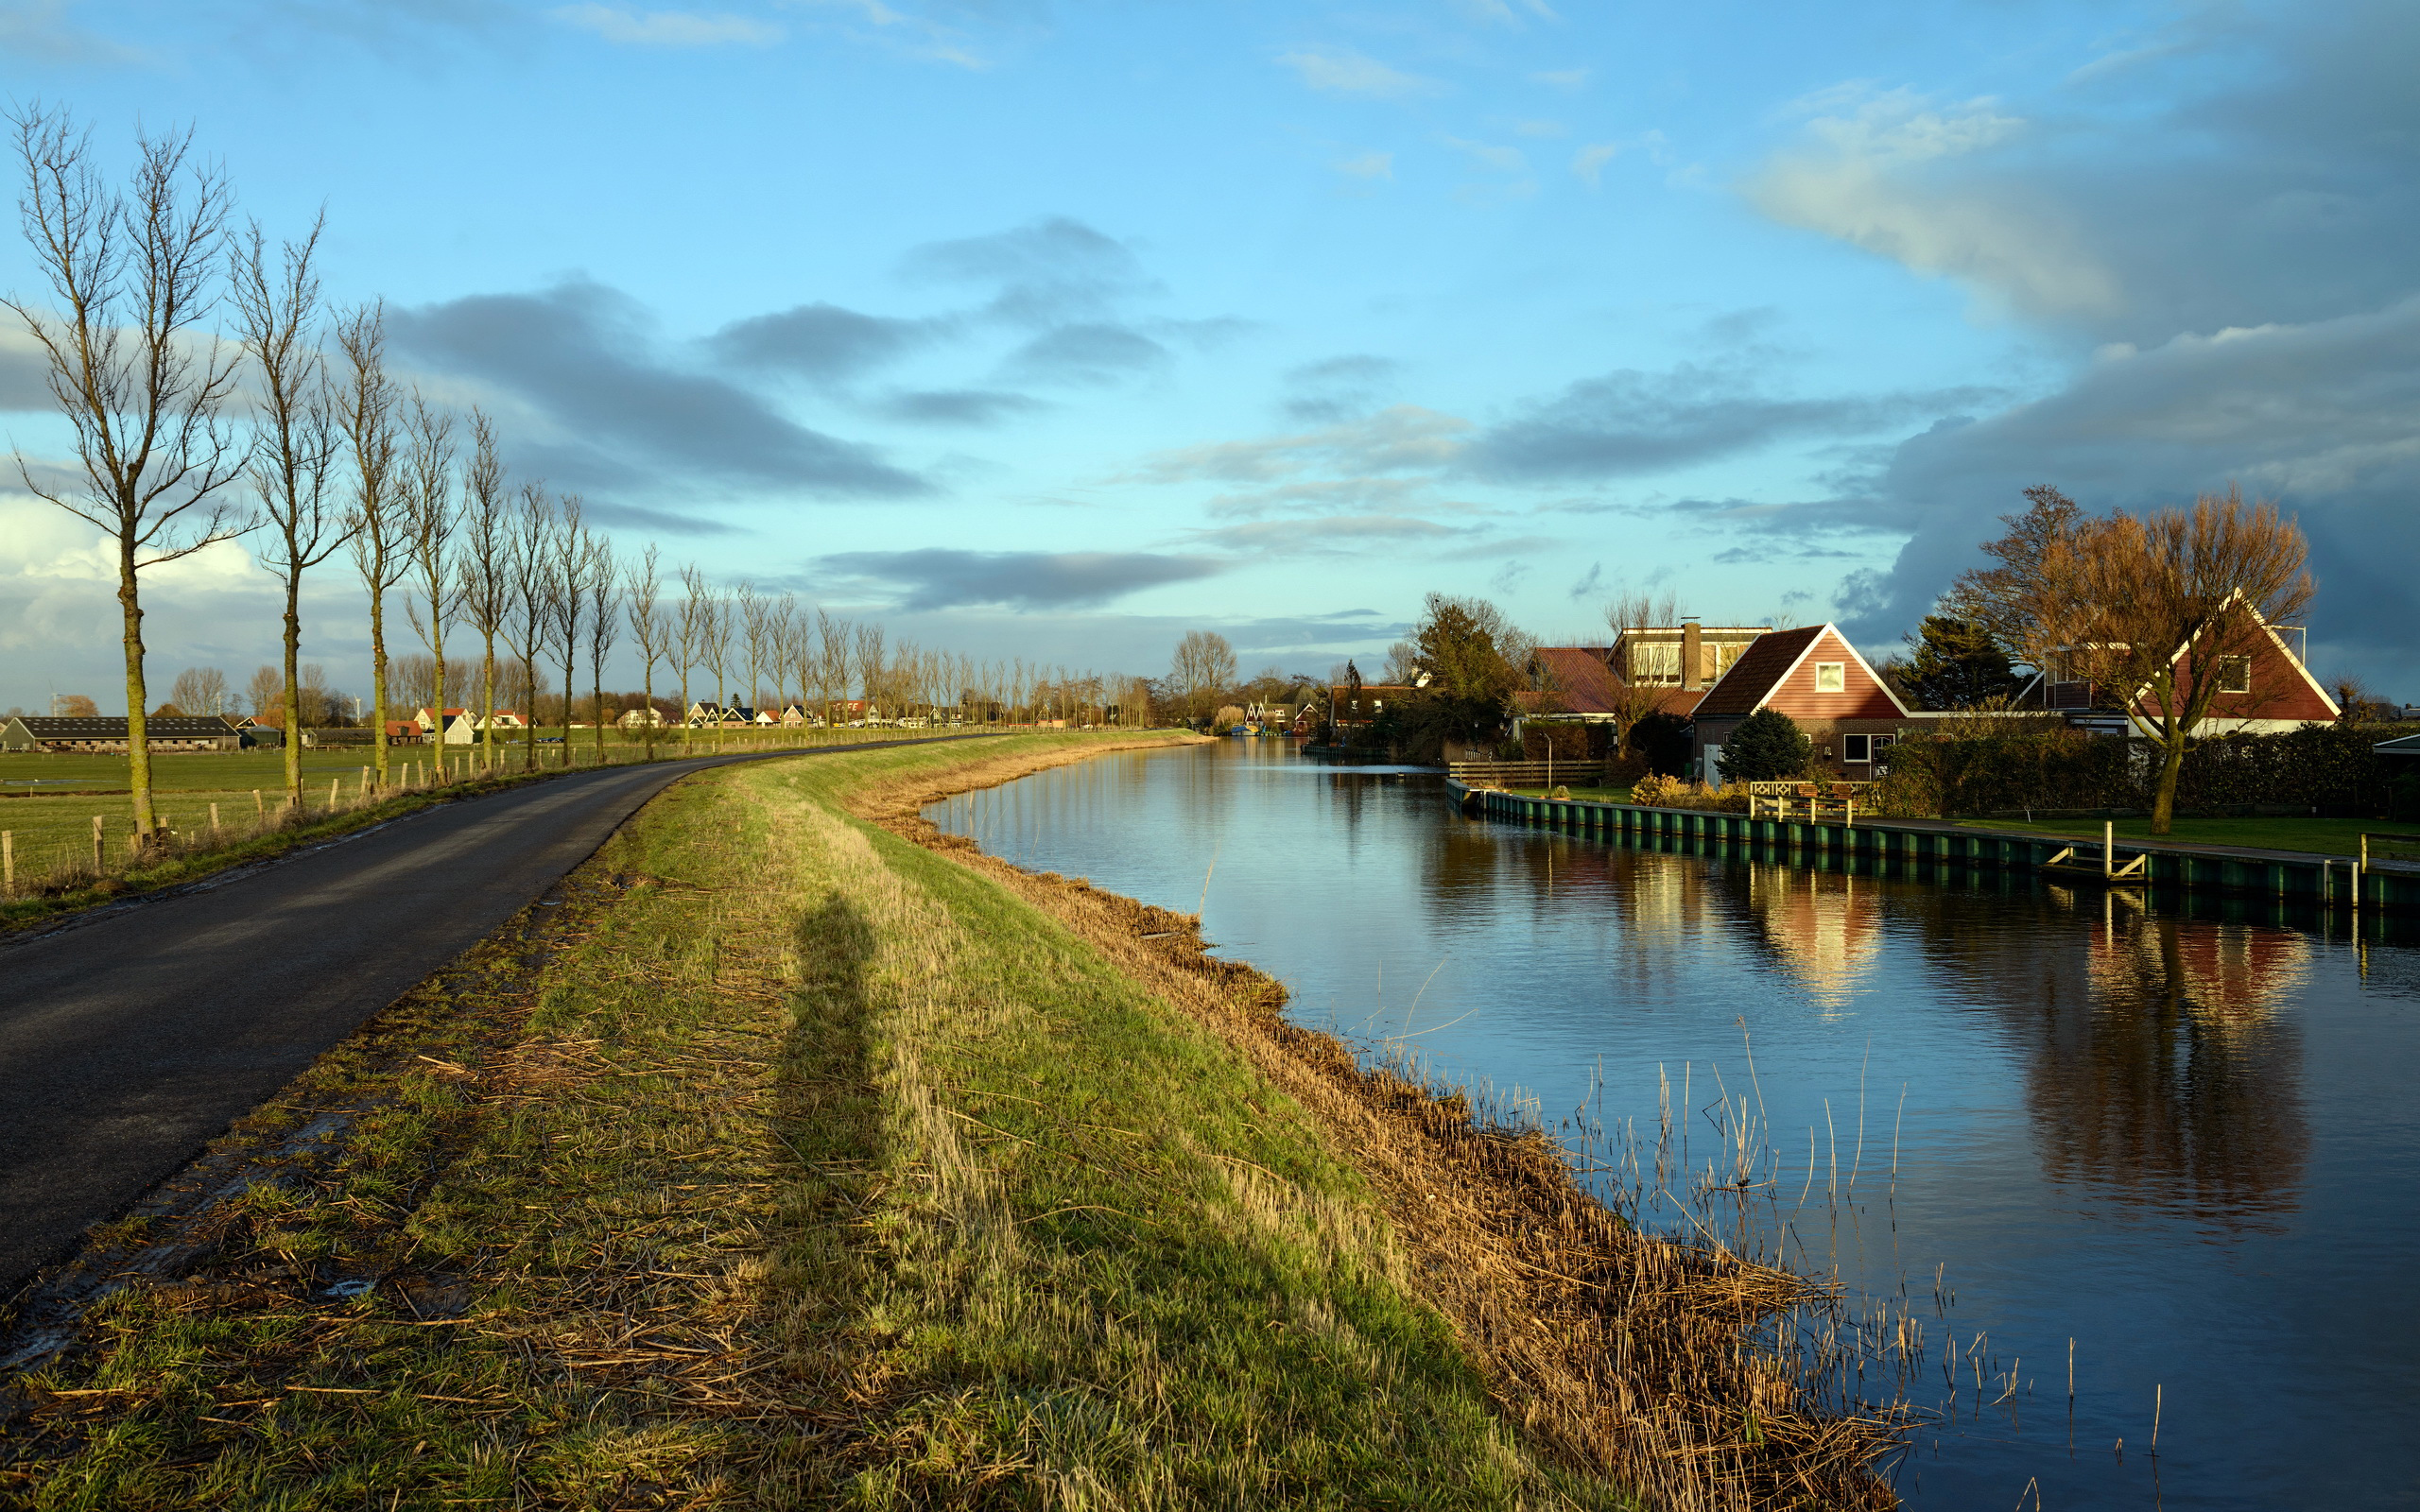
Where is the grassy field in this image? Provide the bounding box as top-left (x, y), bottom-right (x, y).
top-left (0, 728), bottom-right (986, 894)
top-left (1948, 813), bottom-right (2420, 860)
top-left (0, 735), bottom-right (1649, 1508)
top-left (3, 734), bottom-right (1896, 1508)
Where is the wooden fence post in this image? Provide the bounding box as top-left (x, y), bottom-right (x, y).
top-left (254, 789), bottom-right (265, 817)
top-left (211, 801), bottom-right (221, 833)
top-left (3, 830), bottom-right (12, 897)
top-left (328, 777), bottom-right (340, 812)
top-left (92, 815), bottom-right (103, 872)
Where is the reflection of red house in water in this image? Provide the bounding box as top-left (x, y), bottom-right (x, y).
top-left (1744, 867), bottom-right (1880, 1011)
top-left (2091, 914), bottom-right (2310, 1037)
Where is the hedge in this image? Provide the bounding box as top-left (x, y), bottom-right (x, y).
top-left (1869, 723), bottom-right (2404, 817)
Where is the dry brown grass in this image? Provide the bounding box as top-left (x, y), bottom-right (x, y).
top-left (858, 748), bottom-right (1905, 1511)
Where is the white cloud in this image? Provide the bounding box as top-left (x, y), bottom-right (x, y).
top-left (1334, 151), bottom-right (1394, 181)
top-left (1276, 45), bottom-right (1443, 100)
top-left (1571, 142), bottom-right (1618, 185)
top-left (1136, 405), bottom-right (1472, 487)
top-left (1747, 88), bottom-right (2121, 319)
top-left (1530, 67), bottom-right (1589, 91)
top-left (1441, 136), bottom-right (1527, 176)
top-left (550, 4), bottom-right (782, 47)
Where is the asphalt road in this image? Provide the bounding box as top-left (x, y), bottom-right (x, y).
top-left (0, 740), bottom-right (959, 1299)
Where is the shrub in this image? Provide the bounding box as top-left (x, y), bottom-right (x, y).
top-left (1628, 773), bottom-right (1750, 813)
top-left (1627, 712), bottom-right (1695, 777)
top-left (1717, 709), bottom-right (1810, 784)
top-left (1876, 722), bottom-right (2398, 816)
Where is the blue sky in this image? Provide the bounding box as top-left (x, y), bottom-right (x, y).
top-left (4, 0), bottom-right (2415, 708)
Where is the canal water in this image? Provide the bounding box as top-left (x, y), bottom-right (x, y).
top-left (927, 740), bottom-right (2420, 1510)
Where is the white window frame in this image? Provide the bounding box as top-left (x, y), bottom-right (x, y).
top-left (1814, 662), bottom-right (1845, 693)
top-left (1842, 733), bottom-right (1873, 764)
top-left (2217, 655), bottom-right (2252, 695)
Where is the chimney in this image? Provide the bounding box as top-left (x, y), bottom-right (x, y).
top-left (1682, 618), bottom-right (1703, 691)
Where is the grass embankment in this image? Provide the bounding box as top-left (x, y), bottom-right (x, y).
top-left (1505, 784), bottom-right (1634, 803)
top-left (1, 734), bottom-right (1893, 1508)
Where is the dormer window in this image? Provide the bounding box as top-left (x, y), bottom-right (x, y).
top-left (1814, 662), bottom-right (1845, 693)
top-left (2217, 656), bottom-right (2251, 695)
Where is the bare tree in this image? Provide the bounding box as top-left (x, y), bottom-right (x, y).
top-left (232, 214), bottom-right (347, 811)
top-left (2062, 487), bottom-right (2314, 834)
top-left (168, 665), bottom-right (229, 716)
top-left (815, 609), bottom-right (850, 726)
top-left (455, 409), bottom-right (509, 770)
top-left (736, 579), bottom-right (770, 717)
top-left (502, 484), bottom-right (556, 771)
top-left (700, 583), bottom-right (735, 749)
top-left (625, 543), bottom-right (665, 762)
top-left (1601, 587), bottom-right (1687, 754)
top-left (400, 394), bottom-right (458, 767)
top-left (675, 561), bottom-right (710, 748)
top-left (1945, 485), bottom-right (2086, 678)
top-left (6, 106), bottom-right (250, 841)
top-left (1168, 630), bottom-right (1236, 724)
top-left (544, 495), bottom-right (594, 768)
top-left (245, 663), bottom-right (281, 716)
top-left (853, 621), bottom-right (886, 723)
top-left (337, 302), bottom-right (405, 786)
top-left (582, 528), bottom-right (617, 764)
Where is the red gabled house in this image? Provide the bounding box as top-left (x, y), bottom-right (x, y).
top-left (1688, 624), bottom-right (1925, 781)
top-left (2024, 602), bottom-right (2339, 733)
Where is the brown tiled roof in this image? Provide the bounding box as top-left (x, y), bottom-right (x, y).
top-left (1690, 627), bottom-right (1827, 719)
top-left (1530, 647), bottom-right (1618, 714)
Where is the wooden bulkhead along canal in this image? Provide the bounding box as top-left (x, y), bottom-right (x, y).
top-left (930, 737), bottom-right (2420, 1512)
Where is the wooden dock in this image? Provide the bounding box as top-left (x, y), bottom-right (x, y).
top-left (1445, 780), bottom-right (2420, 920)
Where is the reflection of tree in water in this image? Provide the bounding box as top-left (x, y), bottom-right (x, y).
top-left (2032, 908), bottom-right (2312, 1228)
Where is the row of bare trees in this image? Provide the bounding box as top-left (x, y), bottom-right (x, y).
top-left (5, 107), bottom-right (1165, 845)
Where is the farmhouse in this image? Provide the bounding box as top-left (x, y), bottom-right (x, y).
top-left (1687, 625), bottom-right (1924, 781)
top-left (2016, 604), bottom-right (2339, 734)
top-left (0, 714), bottom-right (243, 753)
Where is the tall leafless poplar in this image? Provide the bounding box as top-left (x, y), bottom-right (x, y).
top-left (455, 409), bottom-right (509, 770)
top-left (854, 622), bottom-right (886, 723)
top-left (675, 561), bottom-right (709, 751)
top-left (503, 483), bottom-right (556, 772)
top-left (582, 527), bottom-right (617, 764)
top-left (337, 302), bottom-right (404, 785)
top-left (401, 394), bottom-right (458, 762)
top-left (544, 495), bottom-right (593, 768)
top-left (700, 584), bottom-right (735, 751)
top-left (6, 107), bottom-right (249, 841)
top-left (232, 214), bottom-right (347, 812)
top-left (625, 544), bottom-right (665, 762)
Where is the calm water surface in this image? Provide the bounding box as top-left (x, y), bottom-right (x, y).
top-left (929, 741), bottom-right (2420, 1510)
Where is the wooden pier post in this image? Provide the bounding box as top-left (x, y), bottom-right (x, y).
top-left (2104, 819), bottom-right (2115, 880)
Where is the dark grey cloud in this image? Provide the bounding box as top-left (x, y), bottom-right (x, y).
top-left (1746, 2), bottom-right (2420, 688)
top-left (576, 500), bottom-right (742, 537)
top-left (1281, 353), bottom-right (1407, 422)
top-left (876, 388), bottom-right (1046, 426)
top-left (1003, 322), bottom-right (1170, 387)
top-left (0, 335), bottom-right (57, 411)
top-left (1836, 297), bottom-right (2420, 690)
top-left (707, 301), bottom-right (942, 384)
top-left (900, 215), bottom-right (1159, 327)
top-left (388, 279), bottom-right (928, 499)
top-left (1462, 362), bottom-right (1996, 482)
top-left (818, 546), bottom-right (1224, 610)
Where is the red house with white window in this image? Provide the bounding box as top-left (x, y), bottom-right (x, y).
top-left (1688, 624), bottom-right (1923, 781)
top-left (2025, 604), bottom-right (2338, 733)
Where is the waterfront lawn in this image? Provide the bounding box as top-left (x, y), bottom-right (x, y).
top-left (1950, 814), bottom-right (2420, 860)
top-left (1508, 783), bottom-right (1634, 803)
top-left (9, 735), bottom-right (1627, 1510)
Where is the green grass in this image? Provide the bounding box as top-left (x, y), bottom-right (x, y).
top-left (1950, 813), bottom-right (2420, 860)
top-left (1505, 783), bottom-right (1633, 803)
top-left (5, 734), bottom-right (1628, 1509)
